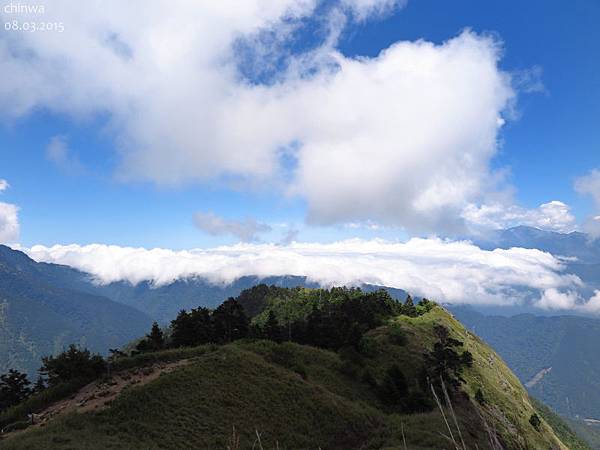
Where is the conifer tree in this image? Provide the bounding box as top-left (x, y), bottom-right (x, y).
top-left (263, 310), bottom-right (282, 342)
top-left (40, 345), bottom-right (106, 387)
top-left (33, 375), bottom-right (46, 393)
top-left (213, 299), bottom-right (249, 343)
top-left (403, 295), bottom-right (418, 317)
top-left (0, 369), bottom-right (32, 409)
top-left (148, 322), bottom-right (165, 351)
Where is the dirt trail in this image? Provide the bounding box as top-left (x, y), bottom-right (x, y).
top-left (22, 359), bottom-right (189, 430)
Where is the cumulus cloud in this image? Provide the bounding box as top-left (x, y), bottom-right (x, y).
top-left (579, 290), bottom-right (600, 313)
top-left (535, 288), bottom-right (579, 310)
top-left (0, 1), bottom-right (516, 234)
top-left (575, 169), bottom-right (600, 238)
top-left (462, 200), bottom-right (577, 234)
top-left (24, 238), bottom-right (585, 310)
top-left (0, 181), bottom-right (19, 243)
top-left (194, 212), bottom-right (271, 242)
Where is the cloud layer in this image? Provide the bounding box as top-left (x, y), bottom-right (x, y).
top-left (0, 1), bottom-right (521, 234)
top-left (24, 238), bottom-right (590, 311)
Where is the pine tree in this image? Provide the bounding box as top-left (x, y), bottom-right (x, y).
top-left (263, 310), bottom-right (282, 342)
top-left (403, 295), bottom-right (418, 317)
top-left (213, 299), bottom-right (249, 343)
top-left (424, 325), bottom-right (472, 394)
top-left (148, 322), bottom-right (165, 351)
top-left (171, 307), bottom-right (214, 347)
top-left (34, 375), bottom-right (46, 393)
top-left (40, 345), bottom-right (106, 387)
top-left (0, 369), bottom-right (32, 409)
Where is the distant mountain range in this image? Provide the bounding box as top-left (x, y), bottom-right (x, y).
top-left (451, 306), bottom-right (600, 420)
top-left (0, 246), bottom-right (153, 377)
top-left (476, 225), bottom-right (600, 264)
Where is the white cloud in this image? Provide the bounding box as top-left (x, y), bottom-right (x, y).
top-left (0, 203), bottom-right (19, 243)
top-left (24, 238), bottom-right (582, 309)
top-left (575, 169), bottom-right (600, 238)
top-left (0, 2), bottom-right (515, 234)
top-left (0, 179), bottom-right (19, 243)
top-left (578, 290), bottom-right (600, 313)
top-left (462, 200), bottom-right (577, 234)
top-left (535, 288), bottom-right (579, 310)
top-left (534, 288), bottom-right (600, 314)
top-left (341, 0), bottom-right (407, 20)
top-left (46, 135), bottom-right (85, 174)
top-left (512, 65), bottom-right (546, 95)
top-left (194, 212), bottom-right (271, 242)
top-left (575, 169), bottom-right (600, 204)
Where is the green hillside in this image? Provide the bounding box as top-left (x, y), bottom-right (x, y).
top-left (0, 287), bottom-right (583, 449)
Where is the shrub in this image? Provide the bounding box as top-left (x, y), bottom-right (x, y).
top-left (529, 413), bottom-right (541, 431)
top-left (475, 388), bottom-right (485, 405)
top-left (416, 298), bottom-right (435, 315)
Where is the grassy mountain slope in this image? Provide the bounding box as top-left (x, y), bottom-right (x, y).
top-left (1, 305), bottom-right (580, 449)
top-left (0, 246), bottom-right (153, 376)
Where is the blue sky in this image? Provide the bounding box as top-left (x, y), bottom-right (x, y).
top-left (0, 0), bottom-right (599, 249)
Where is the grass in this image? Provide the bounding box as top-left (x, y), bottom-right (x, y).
top-left (1, 306), bottom-right (577, 449)
top-left (418, 308), bottom-right (572, 449)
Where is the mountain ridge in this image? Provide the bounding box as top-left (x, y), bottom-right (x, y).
top-left (0, 294), bottom-right (584, 449)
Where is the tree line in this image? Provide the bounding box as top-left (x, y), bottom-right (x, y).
top-left (0, 285), bottom-right (442, 414)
